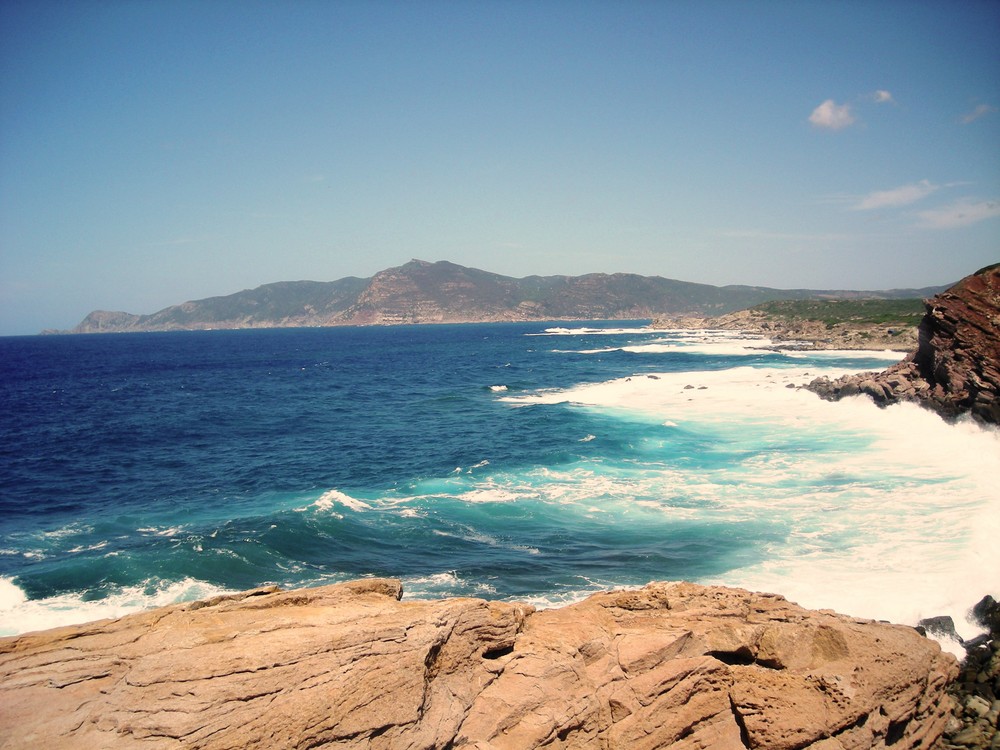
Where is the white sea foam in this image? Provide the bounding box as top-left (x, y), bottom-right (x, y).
top-left (0, 577), bottom-right (232, 637)
top-left (402, 571), bottom-right (502, 599)
top-left (499, 361), bottom-right (1000, 638)
top-left (41, 523), bottom-right (94, 539)
top-left (569, 337), bottom-right (907, 362)
top-left (67, 541), bottom-right (109, 554)
top-left (512, 575), bottom-right (631, 610)
top-left (572, 337), bottom-right (778, 357)
top-left (457, 487), bottom-right (530, 504)
top-left (309, 489), bottom-right (372, 512)
top-left (528, 326), bottom-right (668, 337)
top-left (407, 571), bottom-right (461, 587)
top-left (137, 527), bottom-right (184, 537)
top-left (489, 385), bottom-right (508, 392)
top-left (0, 576), bottom-right (27, 610)
top-left (782, 348), bottom-right (907, 361)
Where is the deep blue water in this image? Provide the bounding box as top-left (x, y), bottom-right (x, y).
top-left (1, 323), bottom-right (996, 636)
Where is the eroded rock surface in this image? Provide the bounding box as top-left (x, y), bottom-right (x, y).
top-left (808, 264), bottom-right (1000, 425)
top-left (807, 264), bottom-right (1000, 424)
top-left (0, 579), bottom-right (957, 749)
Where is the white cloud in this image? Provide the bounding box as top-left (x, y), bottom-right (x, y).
top-left (961, 103), bottom-right (997, 124)
top-left (854, 180), bottom-right (939, 211)
top-left (809, 99), bottom-right (855, 130)
top-left (872, 90), bottom-right (894, 104)
top-left (916, 199), bottom-right (1000, 229)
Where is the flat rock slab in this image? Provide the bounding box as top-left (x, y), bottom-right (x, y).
top-left (0, 579), bottom-right (958, 749)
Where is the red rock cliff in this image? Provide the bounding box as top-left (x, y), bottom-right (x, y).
top-left (809, 263), bottom-right (1000, 425)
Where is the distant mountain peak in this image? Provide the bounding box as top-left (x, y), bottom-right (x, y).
top-left (66, 260), bottom-right (947, 334)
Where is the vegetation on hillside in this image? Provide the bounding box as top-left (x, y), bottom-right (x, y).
top-left (749, 298), bottom-right (926, 327)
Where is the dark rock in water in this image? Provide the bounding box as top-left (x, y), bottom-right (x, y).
top-left (807, 263), bottom-right (1000, 425)
top-left (934, 593), bottom-right (1000, 750)
top-left (919, 615), bottom-right (962, 642)
top-left (961, 633), bottom-right (991, 650)
top-left (971, 595), bottom-right (1000, 634)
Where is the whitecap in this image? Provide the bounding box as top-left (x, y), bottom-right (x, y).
top-left (459, 487), bottom-right (527, 504)
top-left (40, 524), bottom-right (93, 540)
top-left (137, 526), bottom-right (184, 537)
top-left (0, 577), bottom-right (232, 637)
top-left (0, 576), bottom-right (27, 609)
top-left (407, 571), bottom-right (461, 587)
top-left (310, 489), bottom-right (372, 512)
top-left (67, 541), bottom-right (109, 554)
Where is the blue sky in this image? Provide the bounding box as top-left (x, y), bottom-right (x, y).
top-left (1, 0), bottom-right (997, 335)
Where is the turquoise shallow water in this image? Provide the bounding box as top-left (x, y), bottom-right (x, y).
top-left (1, 323), bottom-right (997, 637)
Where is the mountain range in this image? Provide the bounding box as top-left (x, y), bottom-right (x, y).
top-left (66, 259), bottom-right (946, 333)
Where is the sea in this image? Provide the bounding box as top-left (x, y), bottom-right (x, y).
top-left (1, 322), bottom-right (998, 650)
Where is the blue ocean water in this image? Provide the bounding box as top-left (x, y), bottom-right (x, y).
top-left (1, 323), bottom-right (998, 639)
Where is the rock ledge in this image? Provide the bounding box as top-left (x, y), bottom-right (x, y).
top-left (0, 579), bottom-right (958, 749)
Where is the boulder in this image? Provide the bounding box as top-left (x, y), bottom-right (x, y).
top-left (0, 579), bottom-right (959, 749)
top-left (919, 615), bottom-right (963, 643)
top-left (971, 596), bottom-right (1000, 635)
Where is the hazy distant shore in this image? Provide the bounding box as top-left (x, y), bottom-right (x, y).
top-left (653, 308), bottom-right (920, 352)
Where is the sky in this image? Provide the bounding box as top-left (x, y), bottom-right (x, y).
top-left (1, 0), bottom-right (998, 335)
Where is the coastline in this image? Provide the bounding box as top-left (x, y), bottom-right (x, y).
top-left (651, 310), bottom-right (919, 352)
top-left (3, 280), bottom-right (990, 747)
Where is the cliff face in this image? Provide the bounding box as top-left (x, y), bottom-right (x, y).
top-left (0, 579), bottom-right (957, 749)
top-left (808, 264), bottom-right (1000, 424)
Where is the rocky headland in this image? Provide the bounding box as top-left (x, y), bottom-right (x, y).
top-left (0, 579), bottom-right (961, 749)
top-left (62, 259), bottom-right (942, 334)
top-left (807, 264), bottom-right (1000, 425)
top-left (652, 299), bottom-right (924, 352)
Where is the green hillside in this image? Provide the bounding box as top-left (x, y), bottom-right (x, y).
top-left (750, 298), bottom-right (926, 327)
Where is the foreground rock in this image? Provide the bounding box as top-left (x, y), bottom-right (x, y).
top-left (808, 264), bottom-right (1000, 425)
top-left (0, 579), bottom-right (958, 749)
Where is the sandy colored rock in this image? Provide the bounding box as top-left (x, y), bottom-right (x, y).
top-left (0, 579), bottom-right (957, 749)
